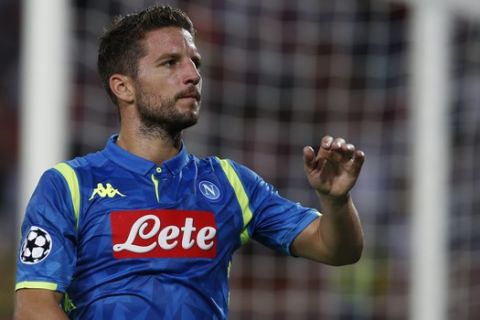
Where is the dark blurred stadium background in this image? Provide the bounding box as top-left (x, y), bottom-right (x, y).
top-left (1, 0), bottom-right (479, 319)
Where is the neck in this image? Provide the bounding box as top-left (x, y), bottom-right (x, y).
top-left (117, 122), bottom-right (182, 166)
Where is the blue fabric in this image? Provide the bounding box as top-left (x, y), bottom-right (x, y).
top-left (16, 135), bottom-right (319, 319)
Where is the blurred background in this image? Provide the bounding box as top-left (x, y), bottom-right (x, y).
top-left (1, 0), bottom-right (480, 319)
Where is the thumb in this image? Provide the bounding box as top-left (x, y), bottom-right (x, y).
top-left (303, 146), bottom-right (316, 169)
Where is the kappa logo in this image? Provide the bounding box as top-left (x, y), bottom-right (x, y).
top-left (199, 181), bottom-right (221, 201)
top-left (89, 183), bottom-right (126, 200)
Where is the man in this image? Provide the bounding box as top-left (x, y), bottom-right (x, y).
top-left (15, 5), bottom-right (365, 319)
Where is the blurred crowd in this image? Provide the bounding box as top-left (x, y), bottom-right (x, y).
top-left (1, 0), bottom-right (479, 319)
top-left (0, 0), bottom-right (19, 317)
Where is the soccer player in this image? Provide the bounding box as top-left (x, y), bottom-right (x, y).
top-left (15, 5), bottom-right (365, 319)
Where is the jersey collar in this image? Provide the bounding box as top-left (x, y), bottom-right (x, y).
top-left (103, 134), bottom-right (190, 176)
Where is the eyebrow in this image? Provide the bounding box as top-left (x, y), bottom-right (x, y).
top-left (154, 53), bottom-right (181, 64)
top-left (153, 52), bottom-right (202, 64)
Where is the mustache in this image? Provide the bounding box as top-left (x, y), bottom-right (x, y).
top-left (175, 87), bottom-right (201, 101)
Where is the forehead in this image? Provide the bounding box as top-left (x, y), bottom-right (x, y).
top-left (142, 27), bottom-right (197, 57)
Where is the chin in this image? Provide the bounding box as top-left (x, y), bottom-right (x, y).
top-left (176, 110), bottom-right (200, 128)
top-left (178, 103), bottom-right (200, 119)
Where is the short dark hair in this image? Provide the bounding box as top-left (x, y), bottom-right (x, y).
top-left (97, 5), bottom-right (195, 103)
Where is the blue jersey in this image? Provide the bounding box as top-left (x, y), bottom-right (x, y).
top-left (16, 135), bottom-right (319, 319)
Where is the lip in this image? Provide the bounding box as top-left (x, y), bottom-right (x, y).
top-left (176, 87), bottom-right (201, 102)
top-left (178, 94), bottom-right (201, 101)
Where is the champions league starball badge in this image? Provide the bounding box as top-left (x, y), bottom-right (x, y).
top-left (20, 226), bottom-right (53, 264)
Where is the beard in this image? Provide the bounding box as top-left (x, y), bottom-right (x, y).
top-left (135, 86), bottom-right (200, 139)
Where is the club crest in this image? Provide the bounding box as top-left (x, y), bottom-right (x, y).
top-left (198, 181), bottom-right (221, 201)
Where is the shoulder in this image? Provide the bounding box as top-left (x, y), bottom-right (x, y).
top-left (192, 155), bottom-right (253, 174)
top-left (61, 150), bottom-right (108, 171)
top-left (51, 150), bottom-right (110, 186)
top-left (47, 150), bottom-right (108, 205)
top-left (194, 156), bottom-right (263, 191)
top-left (215, 157), bottom-right (260, 180)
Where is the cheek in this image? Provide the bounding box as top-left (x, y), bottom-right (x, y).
top-left (153, 76), bottom-right (181, 94)
top-left (136, 79), bottom-right (167, 97)
top-left (136, 66), bottom-right (173, 89)
top-left (135, 70), bottom-right (183, 99)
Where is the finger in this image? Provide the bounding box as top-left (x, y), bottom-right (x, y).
top-left (326, 138), bottom-right (347, 163)
top-left (314, 136), bottom-right (334, 163)
top-left (307, 143), bottom-right (330, 172)
top-left (303, 146), bottom-right (317, 170)
top-left (315, 144), bottom-right (330, 168)
top-left (320, 136), bottom-right (334, 150)
top-left (350, 149), bottom-right (366, 174)
top-left (330, 137), bottom-right (346, 151)
top-left (342, 143), bottom-right (355, 159)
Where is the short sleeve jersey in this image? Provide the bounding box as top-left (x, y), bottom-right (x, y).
top-left (16, 135), bottom-right (319, 319)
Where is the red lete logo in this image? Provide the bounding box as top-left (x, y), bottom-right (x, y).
top-left (110, 209), bottom-right (217, 259)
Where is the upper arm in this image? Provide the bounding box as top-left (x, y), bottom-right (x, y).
top-left (15, 289), bottom-right (68, 320)
top-left (16, 168), bottom-right (78, 293)
top-left (224, 160), bottom-right (319, 255)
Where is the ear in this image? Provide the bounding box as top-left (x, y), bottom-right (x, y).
top-left (109, 74), bottom-right (135, 104)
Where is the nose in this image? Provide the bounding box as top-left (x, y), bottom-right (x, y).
top-left (184, 60), bottom-right (201, 86)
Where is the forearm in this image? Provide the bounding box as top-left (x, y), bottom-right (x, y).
top-left (298, 136), bottom-right (365, 265)
top-left (316, 193), bottom-right (364, 265)
top-left (15, 289), bottom-right (69, 320)
top-left (15, 308), bottom-right (68, 320)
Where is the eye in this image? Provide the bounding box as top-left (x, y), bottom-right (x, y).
top-left (192, 57), bottom-right (202, 69)
top-left (163, 59), bottom-right (177, 67)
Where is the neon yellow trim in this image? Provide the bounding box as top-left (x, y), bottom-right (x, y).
top-left (216, 158), bottom-right (253, 244)
top-left (151, 174), bottom-right (160, 203)
top-left (15, 281), bottom-right (58, 291)
top-left (54, 163), bottom-right (80, 228)
top-left (63, 293), bottom-right (76, 312)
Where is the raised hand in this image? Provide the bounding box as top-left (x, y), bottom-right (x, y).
top-left (303, 136), bottom-right (365, 199)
